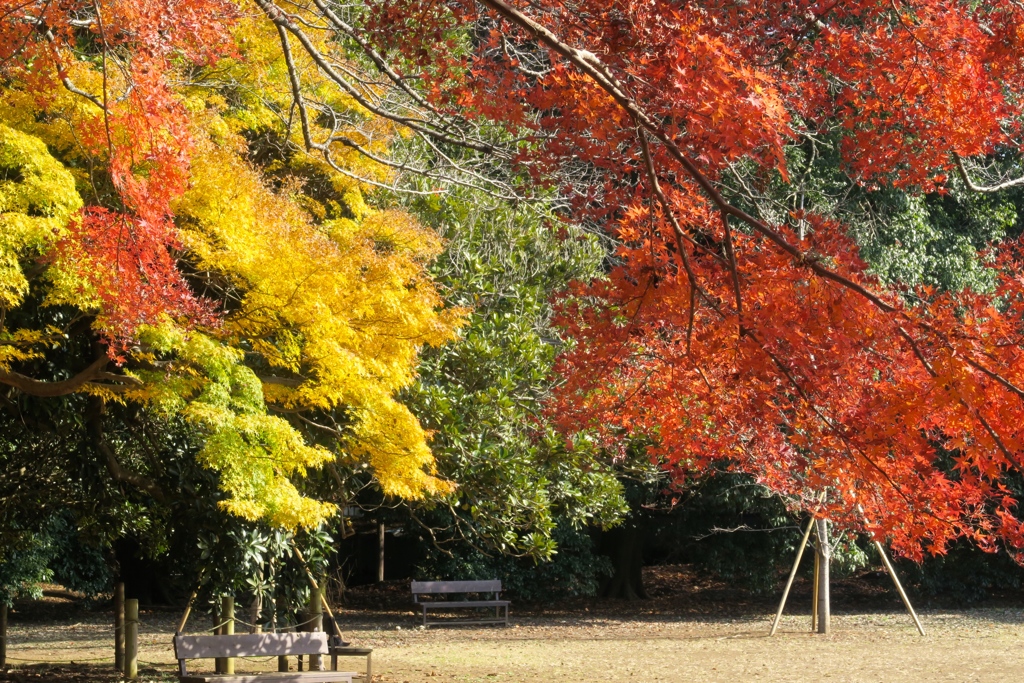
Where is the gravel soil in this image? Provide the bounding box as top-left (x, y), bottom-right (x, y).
top-left (2, 566), bottom-right (1022, 683)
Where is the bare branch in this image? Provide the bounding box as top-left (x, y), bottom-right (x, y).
top-left (254, 0), bottom-right (508, 158)
top-left (956, 154), bottom-right (1024, 194)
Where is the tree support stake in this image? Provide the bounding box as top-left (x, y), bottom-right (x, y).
top-left (873, 540), bottom-right (925, 636)
top-left (769, 514), bottom-right (816, 636)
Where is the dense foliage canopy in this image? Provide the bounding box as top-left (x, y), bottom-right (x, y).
top-left (4, 0), bottom-right (1024, 572)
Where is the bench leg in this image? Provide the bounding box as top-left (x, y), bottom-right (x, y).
top-left (367, 652), bottom-right (373, 683)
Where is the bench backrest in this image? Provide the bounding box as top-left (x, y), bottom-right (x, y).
top-left (411, 580), bottom-right (502, 595)
top-left (173, 632), bottom-right (329, 661)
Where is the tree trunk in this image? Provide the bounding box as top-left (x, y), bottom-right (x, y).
top-left (250, 595), bottom-right (262, 634)
top-left (814, 519), bottom-right (830, 635)
top-left (599, 524), bottom-right (648, 600)
top-left (1, 602), bottom-right (8, 668)
top-left (114, 582), bottom-right (124, 672)
top-left (378, 522), bottom-right (385, 583)
top-left (250, 569), bottom-right (263, 634)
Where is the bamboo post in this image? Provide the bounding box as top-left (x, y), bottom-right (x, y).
top-left (377, 522), bottom-right (385, 583)
top-left (123, 599), bottom-right (139, 679)
top-left (276, 595), bottom-right (290, 673)
top-left (811, 551), bottom-right (820, 632)
top-left (176, 589), bottom-right (198, 635)
top-left (291, 545), bottom-right (348, 646)
top-left (114, 582), bottom-right (125, 671)
top-left (219, 596), bottom-right (234, 675)
top-left (1, 602), bottom-right (8, 668)
top-left (814, 519), bottom-right (831, 635)
top-left (769, 514), bottom-right (816, 636)
top-left (873, 540), bottom-right (926, 636)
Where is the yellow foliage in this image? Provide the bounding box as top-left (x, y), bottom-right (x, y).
top-left (175, 135), bottom-right (463, 507)
top-left (0, 17), bottom-right (463, 529)
top-left (211, 14), bottom-right (397, 194)
top-left (0, 123), bottom-right (83, 311)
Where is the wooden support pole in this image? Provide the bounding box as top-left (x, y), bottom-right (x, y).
top-left (123, 599), bottom-right (138, 679)
top-left (217, 596), bottom-right (234, 675)
top-left (377, 522), bottom-right (385, 584)
top-left (213, 603), bottom-right (223, 674)
top-left (175, 566), bottom-right (209, 637)
top-left (769, 514), bottom-right (816, 636)
top-left (277, 595), bottom-right (290, 673)
top-left (114, 582), bottom-right (125, 671)
top-left (814, 519), bottom-right (831, 635)
top-left (873, 540), bottom-right (926, 636)
top-left (308, 588), bottom-right (323, 671)
top-left (207, 604), bottom-right (219, 674)
top-left (291, 545), bottom-right (348, 646)
top-left (1, 602), bottom-right (8, 668)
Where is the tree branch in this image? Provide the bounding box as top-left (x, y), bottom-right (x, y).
top-left (955, 155), bottom-right (1024, 194)
top-left (87, 397), bottom-right (166, 503)
top-left (0, 357), bottom-right (108, 397)
top-left (260, 374), bottom-right (305, 388)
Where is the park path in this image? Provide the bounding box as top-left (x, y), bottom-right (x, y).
top-left (3, 606), bottom-right (1022, 682)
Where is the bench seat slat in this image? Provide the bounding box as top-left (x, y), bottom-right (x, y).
top-left (328, 647), bottom-right (373, 656)
top-left (420, 600), bottom-right (510, 608)
top-left (175, 633), bottom-right (329, 659)
top-left (422, 618), bottom-right (506, 626)
top-left (180, 672), bottom-right (355, 683)
top-left (411, 580), bottom-right (501, 594)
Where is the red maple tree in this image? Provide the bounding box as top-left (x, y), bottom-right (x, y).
top-left (357, 0), bottom-right (1024, 558)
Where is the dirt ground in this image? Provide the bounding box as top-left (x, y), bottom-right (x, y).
top-left (2, 566), bottom-right (1022, 683)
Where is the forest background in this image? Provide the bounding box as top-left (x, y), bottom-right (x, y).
top-left (2, 0), bottom-right (1024, 619)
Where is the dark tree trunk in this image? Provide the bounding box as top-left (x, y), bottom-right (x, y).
top-left (115, 538), bottom-right (172, 605)
top-left (598, 524), bottom-right (648, 600)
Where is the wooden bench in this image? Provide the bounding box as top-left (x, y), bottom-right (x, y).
top-left (173, 632), bottom-right (357, 683)
top-left (411, 580), bottom-right (510, 627)
top-left (329, 646), bottom-right (373, 683)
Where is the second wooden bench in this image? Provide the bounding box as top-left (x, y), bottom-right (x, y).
top-left (410, 580), bottom-right (510, 627)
